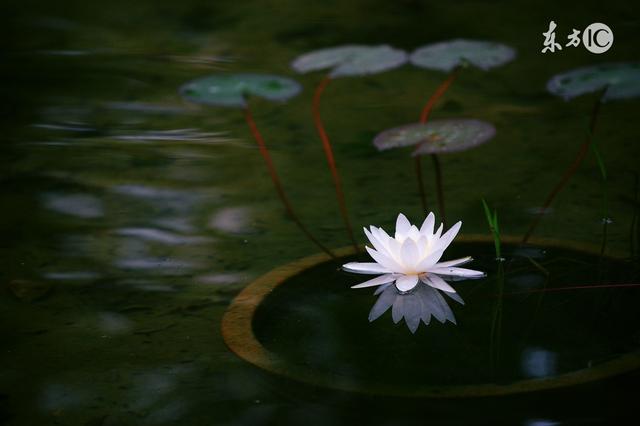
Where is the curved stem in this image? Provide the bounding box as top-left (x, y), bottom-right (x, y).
top-left (413, 66), bottom-right (460, 219)
top-left (522, 92), bottom-right (604, 244)
top-left (243, 106), bottom-right (335, 258)
top-left (419, 65), bottom-right (461, 124)
top-left (312, 75), bottom-right (359, 252)
top-left (414, 156), bottom-right (428, 212)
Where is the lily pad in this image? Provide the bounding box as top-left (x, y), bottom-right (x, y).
top-left (546, 62), bottom-right (640, 101)
top-left (410, 39), bottom-right (516, 72)
top-left (373, 119), bottom-right (495, 155)
top-left (291, 45), bottom-right (408, 78)
top-left (179, 74), bottom-right (302, 108)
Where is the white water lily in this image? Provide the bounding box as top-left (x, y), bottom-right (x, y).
top-left (343, 212), bottom-right (484, 293)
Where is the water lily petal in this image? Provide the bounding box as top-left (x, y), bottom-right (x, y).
top-left (366, 246), bottom-right (404, 272)
top-left (342, 262), bottom-right (390, 274)
top-left (416, 235), bottom-right (429, 258)
top-left (408, 225), bottom-right (421, 241)
top-left (371, 226), bottom-right (393, 256)
top-left (422, 274), bottom-right (456, 293)
top-left (435, 221), bottom-right (462, 252)
top-left (434, 223), bottom-right (443, 239)
top-left (395, 275), bottom-right (419, 291)
top-left (416, 249), bottom-right (444, 271)
top-left (351, 273), bottom-right (397, 288)
top-left (428, 266), bottom-right (486, 278)
top-left (400, 238), bottom-right (420, 268)
top-left (395, 213), bottom-right (411, 239)
top-left (419, 212), bottom-right (435, 236)
top-left (432, 256), bottom-right (473, 268)
top-left (364, 227), bottom-right (387, 254)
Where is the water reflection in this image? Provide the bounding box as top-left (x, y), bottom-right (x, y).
top-left (42, 192), bottom-right (104, 218)
top-left (369, 281), bottom-right (464, 333)
top-left (521, 347), bottom-right (558, 378)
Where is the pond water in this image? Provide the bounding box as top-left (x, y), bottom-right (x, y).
top-left (2, 0), bottom-right (640, 424)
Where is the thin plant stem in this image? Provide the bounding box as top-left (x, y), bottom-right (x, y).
top-left (522, 91), bottom-right (605, 244)
top-left (481, 198), bottom-right (502, 259)
top-left (243, 106), bottom-right (335, 258)
top-left (312, 75), bottom-right (359, 252)
top-left (419, 65), bottom-right (461, 124)
top-left (490, 262), bottom-right (504, 375)
top-left (413, 66), bottom-right (460, 219)
top-left (414, 156), bottom-right (428, 212)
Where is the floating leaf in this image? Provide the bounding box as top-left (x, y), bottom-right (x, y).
top-left (373, 119), bottom-right (495, 155)
top-left (546, 62), bottom-right (640, 101)
top-left (410, 39), bottom-right (516, 72)
top-left (179, 74), bottom-right (302, 108)
top-left (291, 45), bottom-right (408, 78)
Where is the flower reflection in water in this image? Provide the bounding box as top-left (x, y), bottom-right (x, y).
top-left (369, 280), bottom-right (464, 333)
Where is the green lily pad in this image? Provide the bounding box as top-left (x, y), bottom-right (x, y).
top-left (291, 45), bottom-right (408, 78)
top-left (179, 74), bottom-right (302, 108)
top-left (547, 62), bottom-right (640, 101)
top-left (410, 39), bottom-right (516, 72)
top-left (373, 119), bottom-right (496, 155)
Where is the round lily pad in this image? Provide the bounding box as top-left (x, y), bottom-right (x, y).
top-left (291, 45), bottom-right (408, 78)
top-left (546, 62), bottom-right (640, 102)
top-left (410, 39), bottom-right (516, 72)
top-left (179, 74), bottom-right (302, 108)
top-left (373, 119), bottom-right (495, 155)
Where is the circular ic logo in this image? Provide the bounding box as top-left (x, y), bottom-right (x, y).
top-left (583, 23), bottom-right (613, 54)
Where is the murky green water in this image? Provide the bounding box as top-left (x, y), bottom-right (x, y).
top-left (2, 0), bottom-right (640, 424)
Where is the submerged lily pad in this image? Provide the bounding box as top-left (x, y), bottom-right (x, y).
top-left (373, 119), bottom-right (495, 155)
top-left (410, 39), bottom-right (516, 72)
top-left (291, 45), bottom-right (408, 78)
top-left (179, 74), bottom-right (302, 108)
top-left (546, 62), bottom-right (640, 101)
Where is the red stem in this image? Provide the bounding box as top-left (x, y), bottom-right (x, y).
top-left (413, 66), bottom-right (460, 220)
top-left (243, 106), bottom-right (335, 258)
top-left (522, 93), bottom-right (604, 244)
top-left (419, 66), bottom-right (461, 124)
top-left (312, 75), bottom-right (359, 252)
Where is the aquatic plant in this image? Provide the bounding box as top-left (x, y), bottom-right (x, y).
top-left (481, 199), bottom-right (502, 260)
top-left (524, 62), bottom-right (640, 243)
top-left (409, 39), bottom-right (516, 218)
top-left (343, 212), bottom-right (484, 293)
top-left (292, 45), bottom-right (408, 251)
top-left (180, 73), bottom-right (334, 257)
top-left (374, 119), bottom-right (496, 220)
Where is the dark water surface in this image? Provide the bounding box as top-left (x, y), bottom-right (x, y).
top-left (2, 0), bottom-right (640, 424)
